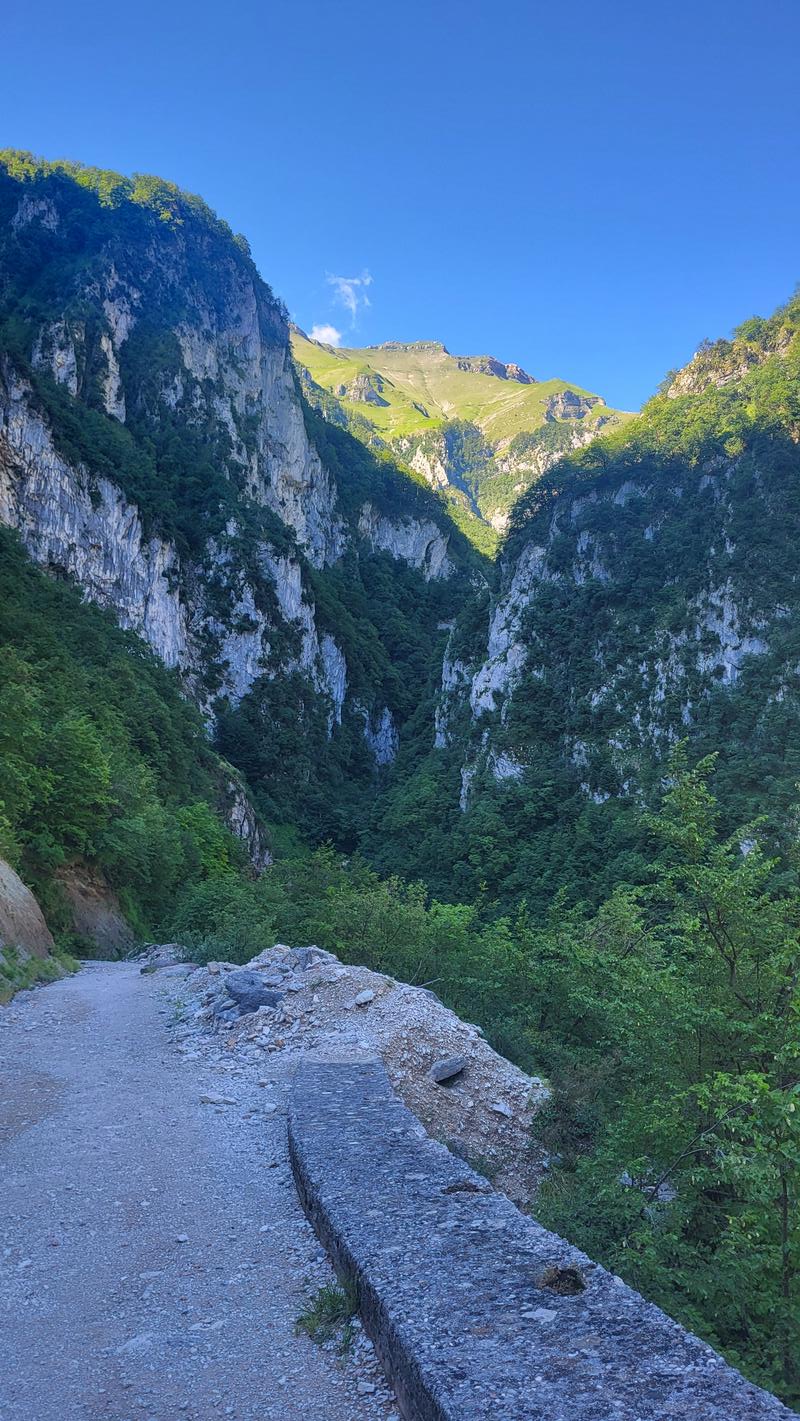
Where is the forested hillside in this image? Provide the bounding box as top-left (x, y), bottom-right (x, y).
top-left (369, 290), bottom-right (800, 911)
top-left (1, 150), bottom-right (799, 1404)
top-left (0, 524), bottom-right (250, 943)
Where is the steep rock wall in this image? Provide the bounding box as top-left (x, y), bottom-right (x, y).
top-left (444, 441), bottom-right (800, 808)
top-left (0, 360), bottom-right (349, 722)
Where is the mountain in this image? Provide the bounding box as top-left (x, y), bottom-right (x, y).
top-left (3, 148), bottom-right (799, 930)
top-left (371, 288), bottom-right (800, 908)
top-left (0, 150), bottom-right (481, 937)
top-left (292, 328), bottom-right (631, 550)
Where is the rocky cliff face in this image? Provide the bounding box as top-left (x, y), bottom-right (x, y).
top-left (0, 157), bottom-right (468, 794)
top-left (0, 358), bottom-right (188, 665)
top-left (437, 295), bottom-right (800, 812)
top-left (0, 354), bottom-right (353, 733)
top-left (0, 857), bottom-right (55, 959)
top-left (13, 180), bottom-right (345, 570)
top-left (357, 501), bottom-right (453, 580)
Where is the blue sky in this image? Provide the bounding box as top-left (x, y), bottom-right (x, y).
top-left (3, 0), bottom-right (799, 410)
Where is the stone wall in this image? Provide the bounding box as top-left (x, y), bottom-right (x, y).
top-left (289, 1060), bottom-right (794, 1421)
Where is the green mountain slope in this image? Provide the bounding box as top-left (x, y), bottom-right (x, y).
top-left (0, 525), bottom-right (253, 946)
top-left (368, 288), bottom-right (800, 911)
top-left (292, 328), bottom-right (632, 542)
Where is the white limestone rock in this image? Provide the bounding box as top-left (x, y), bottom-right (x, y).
top-left (358, 501), bottom-right (453, 580)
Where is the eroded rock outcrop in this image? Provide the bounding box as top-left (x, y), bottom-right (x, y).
top-left (357, 502), bottom-right (453, 581)
top-left (0, 858), bottom-right (54, 959)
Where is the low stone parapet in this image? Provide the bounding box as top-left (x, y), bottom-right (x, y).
top-left (288, 1059), bottom-right (793, 1421)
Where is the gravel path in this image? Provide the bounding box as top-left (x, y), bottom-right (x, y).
top-left (0, 963), bottom-right (398, 1421)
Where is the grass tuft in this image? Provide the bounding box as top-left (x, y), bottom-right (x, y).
top-left (295, 1280), bottom-right (358, 1347)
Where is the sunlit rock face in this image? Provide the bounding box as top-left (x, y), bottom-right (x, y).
top-left (1, 162), bottom-right (478, 848)
top-left (0, 359), bottom-right (188, 668)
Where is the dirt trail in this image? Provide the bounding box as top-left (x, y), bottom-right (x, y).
top-left (0, 963), bottom-right (396, 1421)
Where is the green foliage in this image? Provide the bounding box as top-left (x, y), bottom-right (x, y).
top-left (167, 873), bottom-right (276, 964)
top-left (529, 755), bottom-right (800, 1403)
top-left (0, 945), bottom-right (80, 1004)
top-left (168, 757), bottom-right (800, 1404)
top-left (0, 527), bottom-right (244, 934)
top-left (0, 148), bottom-right (264, 263)
top-left (295, 1281), bottom-right (358, 1346)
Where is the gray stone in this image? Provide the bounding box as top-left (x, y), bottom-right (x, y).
top-left (428, 1055), bottom-right (467, 1084)
top-left (289, 1062), bottom-right (793, 1421)
top-left (294, 947), bottom-right (321, 970)
top-left (223, 971), bottom-right (285, 1014)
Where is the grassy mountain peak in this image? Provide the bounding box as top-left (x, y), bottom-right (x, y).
top-left (291, 326), bottom-right (632, 546)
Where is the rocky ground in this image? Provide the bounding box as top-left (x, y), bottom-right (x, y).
top-left (0, 962), bottom-right (398, 1421)
top-left (1, 943), bottom-right (548, 1420)
top-left (168, 941), bottom-right (548, 1205)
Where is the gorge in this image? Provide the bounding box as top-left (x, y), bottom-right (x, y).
top-left (1, 150), bottom-right (800, 1409)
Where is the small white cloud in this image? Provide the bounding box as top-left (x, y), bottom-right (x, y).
top-left (327, 269), bottom-right (372, 324)
top-left (309, 323), bottom-right (343, 347)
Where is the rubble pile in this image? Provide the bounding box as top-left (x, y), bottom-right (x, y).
top-left (171, 943), bottom-right (548, 1204)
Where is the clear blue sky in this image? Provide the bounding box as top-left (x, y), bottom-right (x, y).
top-left (3, 0), bottom-right (799, 409)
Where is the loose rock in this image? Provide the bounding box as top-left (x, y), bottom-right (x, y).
top-left (179, 943), bottom-right (549, 1206)
top-left (429, 1055), bottom-right (467, 1084)
top-left (224, 971), bottom-right (285, 1015)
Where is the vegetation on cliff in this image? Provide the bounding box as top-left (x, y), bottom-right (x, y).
top-left (292, 328), bottom-right (630, 544)
top-left (365, 289), bottom-right (800, 914)
top-left (1, 151), bottom-right (799, 1404)
top-left (0, 527), bottom-right (245, 943)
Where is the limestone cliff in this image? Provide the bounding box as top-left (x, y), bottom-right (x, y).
top-left (437, 292), bottom-right (800, 811)
top-left (0, 155), bottom-right (470, 799)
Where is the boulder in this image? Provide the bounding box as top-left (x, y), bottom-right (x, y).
top-left (0, 858), bottom-right (55, 958)
top-left (138, 944), bottom-right (187, 972)
top-left (224, 970), bottom-right (285, 1014)
top-left (429, 1055), bottom-right (467, 1084)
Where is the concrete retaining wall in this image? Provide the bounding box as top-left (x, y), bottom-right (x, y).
top-left (288, 1060), bottom-right (793, 1421)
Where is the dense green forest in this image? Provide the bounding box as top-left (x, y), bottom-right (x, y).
top-left (359, 291), bottom-right (800, 916)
